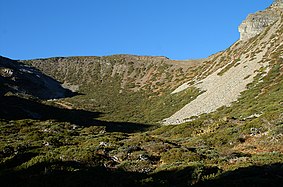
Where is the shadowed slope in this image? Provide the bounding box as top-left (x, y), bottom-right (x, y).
top-left (0, 95), bottom-right (151, 133)
top-left (0, 56), bottom-right (76, 99)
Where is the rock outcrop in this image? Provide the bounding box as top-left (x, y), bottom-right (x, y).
top-left (238, 0), bottom-right (282, 41)
top-left (272, 0), bottom-right (283, 8)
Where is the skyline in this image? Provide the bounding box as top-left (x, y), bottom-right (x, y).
top-left (0, 0), bottom-right (274, 60)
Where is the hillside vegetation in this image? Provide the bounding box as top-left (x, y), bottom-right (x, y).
top-left (1, 2), bottom-right (283, 187)
top-left (24, 55), bottom-right (204, 123)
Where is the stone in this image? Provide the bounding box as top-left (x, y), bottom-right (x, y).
top-left (238, 1), bottom-right (282, 41)
top-left (272, 0), bottom-right (283, 8)
top-left (0, 68), bottom-right (14, 77)
top-left (238, 10), bottom-right (279, 40)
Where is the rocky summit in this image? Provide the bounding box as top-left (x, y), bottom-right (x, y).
top-left (239, 0), bottom-right (282, 40)
top-left (0, 1), bottom-right (283, 187)
top-left (272, 0), bottom-right (283, 8)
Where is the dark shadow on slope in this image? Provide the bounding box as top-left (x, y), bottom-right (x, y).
top-left (0, 95), bottom-right (151, 133)
top-left (148, 166), bottom-right (221, 187)
top-left (195, 163), bottom-right (283, 187)
top-left (0, 152), bottom-right (39, 171)
top-left (0, 56), bottom-right (78, 99)
top-left (0, 159), bottom-right (215, 187)
top-left (0, 160), bottom-right (146, 187)
top-left (1, 159), bottom-right (282, 187)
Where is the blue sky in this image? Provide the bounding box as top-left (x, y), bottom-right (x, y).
top-left (0, 0), bottom-right (274, 60)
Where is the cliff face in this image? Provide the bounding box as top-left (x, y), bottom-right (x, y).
top-left (238, 0), bottom-right (282, 40)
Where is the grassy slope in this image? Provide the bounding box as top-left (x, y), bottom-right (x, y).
top-left (24, 55), bottom-right (203, 124)
top-left (1, 51), bottom-right (282, 186)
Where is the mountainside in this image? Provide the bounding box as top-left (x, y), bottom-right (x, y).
top-left (24, 55), bottom-right (205, 123)
top-left (1, 1), bottom-right (283, 187)
top-left (0, 56), bottom-right (74, 99)
top-left (164, 1), bottom-right (283, 124)
top-left (25, 55), bottom-right (202, 93)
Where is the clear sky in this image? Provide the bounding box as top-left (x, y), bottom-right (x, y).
top-left (0, 0), bottom-right (274, 60)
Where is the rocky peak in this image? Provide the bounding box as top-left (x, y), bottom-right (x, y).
top-left (272, 0), bottom-right (283, 8)
top-left (238, 1), bottom-right (282, 41)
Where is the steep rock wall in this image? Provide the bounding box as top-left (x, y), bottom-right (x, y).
top-left (238, 0), bottom-right (282, 40)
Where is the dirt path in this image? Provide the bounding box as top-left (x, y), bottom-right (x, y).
top-left (55, 101), bottom-right (73, 110)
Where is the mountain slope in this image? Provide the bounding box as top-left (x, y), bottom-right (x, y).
top-left (164, 3), bottom-right (283, 124)
top-left (1, 1), bottom-right (283, 187)
top-left (0, 56), bottom-right (74, 99)
top-left (23, 55), bottom-right (205, 123)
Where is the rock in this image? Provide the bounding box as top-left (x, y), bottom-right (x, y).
top-left (272, 0), bottom-right (283, 8)
top-left (2, 145), bottom-right (14, 156)
top-left (99, 142), bottom-right (108, 146)
top-left (238, 0), bottom-right (283, 41)
top-left (0, 68), bottom-right (14, 77)
top-left (138, 154), bottom-right (149, 161)
top-left (126, 145), bottom-right (141, 153)
top-left (238, 9), bottom-right (279, 41)
top-left (62, 81), bottom-right (79, 92)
